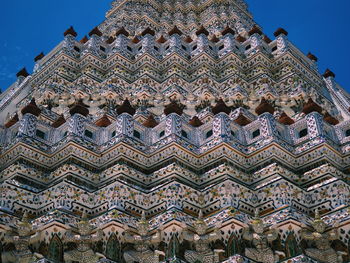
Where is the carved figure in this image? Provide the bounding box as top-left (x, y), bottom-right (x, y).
top-left (2, 212), bottom-right (43, 263)
top-left (63, 213), bottom-right (105, 263)
top-left (182, 209), bottom-right (224, 263)
top-left (243, 210), bottom-right (284, 263)
top-left (301, 210), bottom-right (346, 263)
top-left (123, 211), bottom-right (165, 263)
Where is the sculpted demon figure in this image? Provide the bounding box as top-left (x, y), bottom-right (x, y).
top-left (182, 209), bottom-right (224, 263)
top-left (243, 210), bottom-right (284, 263)
top-left (301, 210), bottom-right (346, 263)
top-left (2, 212), bottom-right (43, 263)
top-left (64, 213), bottom-right (105, 263)
top-left (123, 211), bottom-right (165, 263)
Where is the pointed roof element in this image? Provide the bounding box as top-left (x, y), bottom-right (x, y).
top-left (34, 52), bottom-right (45, 62)
top-left (323, 112), bottom-right (339, 125)
top-left (64, 26), bottom-right (77, 37)
top-left (156, 35), bottom-right (167, 44)
top-left (234, 112), bottom-right (251, 126)
top-left (248, 25), bottom-right (263, 36)
top-left (212, 99), bottom-right (231, 115)
top-left (221, 25), bottom-right (235, 36)
top-left (89, 26), bottom-right (103, 37)
top-left (117, 99), bottom-right (136, 116)
top-left (307, 52), bottom-right (318, 62)
top-left (184, 35), bottom-right (193, 43)
top-left (210, 35), bottom-right (220, 43)
top-left (195, 25), bottom-right (209, 36)
top-left (236, 35), bottom-right (246, 43)
top-left (168, 25), bottom-right (183, 36)
top-left (302, 98), bottom-right (322, 115)
top-left (263, 35), bottom-right (272, 44)
top-left (314, 209), bottom-right (320, 220)
top-left (274, 28), bottom-right (288, 37)
top-left (95, 114), bottom-right (112, 127)
top-left (255, 97), bottom-right (274, 115)
top-left (141, 210), bottom-right (146, 220)
top-left (69, 100), bottom-right (89, 117)
top-left (323, 69), bottom-right (335, 78)
top-left (164, 101), bottom-right (183, 116)
top-left (21, 211), bottom-right (30, 223)
top-left (141, 27), bottom-right (155, 36)
top-left (115, 27), bottom-right (129, 37)
top-left (80, 212), bottom-right (89, 222)
top-left (198, 209), bottom-right (204, 220)
top-left (143, 115), bottom-right (159, 128)
top-left (52, 115), bottom-right (66, 128)
top-left (251, 208), bottom-right (263, 225)
top-left (189, 116), bottom-right (203, 127)
top-left (131, 36), bottom-right (140, 44)
top-left (16, 68), bottom-right (29, 78)
top-left (80, 36), bottom-right (89, 44)
top-left (5, 113), bottom-right (19, 128)
top-left (21, 98), bottom-right (41, 117)
top-left (278, 112), bottom-right (295, 125)
top-left (106, 36), bottom-right (115, 44)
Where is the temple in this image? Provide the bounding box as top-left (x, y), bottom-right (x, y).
top-left (0, 0), bottom-right (350, 262)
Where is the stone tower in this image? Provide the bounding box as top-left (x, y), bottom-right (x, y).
top-left (0, 1), bottom-right (349, 263)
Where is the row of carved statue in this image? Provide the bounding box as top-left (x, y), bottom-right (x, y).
top-left (1, 209), bottom-right (347, 263)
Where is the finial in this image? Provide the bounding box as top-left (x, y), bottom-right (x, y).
top-left (89, 26), bottom-right (103, 37)
top-left (254, 209), bottom-right (259, 219)
top-left (157, 35), bottom-right (167, 44)
top-left (22, 211), bottom-right (29, 223)
top-left (314, 209), bottom-right (320, 220)
top-left (115, 27), bottom-right (129, 37)
top-left (196, 25), bottom-right (209, 36)
top-left (81, 212), bottom-right (89, 221)
top-left (168, 25), bottom-right (183, 36)
top-left (274, 28), bottom-right (288, 37)
top-left (95, 114), bottom-right (112, 127)
top-left (141, 27), bottom-right (155, 36)
top-left (307, 52), bottom-right (318, 62)
top-left (69, 99), bottom-right (89, 117)
top-left (80, 35), bottom-right (89, 44)
top-left (222, 25), bottom-right (235, 36)
top-left (21, 98), bottom-right (42, 117)
top-left (248, 25), bottom-right (263, 36)
top-left (143, 115), bottom-right (159, 128)
top-left (116, 99), bottom-right (136, 116)
top-left (141, 210), bottom-right (146, 220)
top-left (198, 209), bottom-right (203, 220)
top-left (64, 26), bottom-right (77, 37)
top-left (16, 67), bottom-right (29, 78)
top-left (189, 116), bottom-right (203, 127)
top-left (34, 52), bottom-right (45, 62)
top-left (323, 69), bottom-right (335, 79)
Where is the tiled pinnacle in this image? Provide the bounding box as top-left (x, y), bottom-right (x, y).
top-left (101, 0), bottom-right (257, 37)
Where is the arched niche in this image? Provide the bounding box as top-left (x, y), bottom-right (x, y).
top-left (48, 234), bottom-right (63, 263)
top-left (167, 234), bottom-right (180, 258)
top-left (285, 233), bottom-right (300, 258)
top-left (226, 234), bottom-right (241, 257)
top-left (106, 233), bottom-right (120, 261)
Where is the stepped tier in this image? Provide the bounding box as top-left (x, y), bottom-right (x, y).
top-left (103, 0), bottom-right (254, 37)
top-left (0, 0), bottom-right (350, 262)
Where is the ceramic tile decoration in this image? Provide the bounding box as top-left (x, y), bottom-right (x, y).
top-left (0, 0), bottom-right (350, 262)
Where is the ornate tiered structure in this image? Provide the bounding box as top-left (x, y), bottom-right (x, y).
top-left (0, 0), bottom-right (350, 262)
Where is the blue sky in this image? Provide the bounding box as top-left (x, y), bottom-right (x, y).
top-left (1, 0), bottom-right (349, 93)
